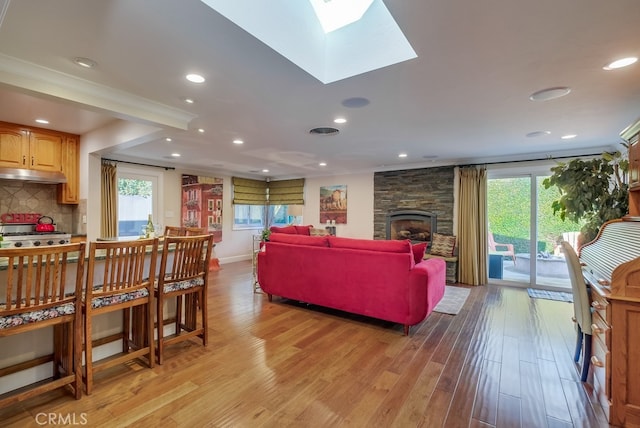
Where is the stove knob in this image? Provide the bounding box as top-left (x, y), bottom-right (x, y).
top-left (58, 239), bottom-right (66, 245)
top-left (48, 240), bottom-right (55, 245)
top-left (14, 242), bottom-right (22, 247)
top-left (33, 241), bottom-right (41, 246)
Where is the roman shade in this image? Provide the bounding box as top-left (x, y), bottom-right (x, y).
top-left (232, 177), bottom-right (268, 205)
top-left (268, 178), bottom-right (305, 205)
top-left (232, 177), bottom-right (305, 205)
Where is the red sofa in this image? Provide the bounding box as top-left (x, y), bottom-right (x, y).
top-left (257, 234), bottom-right (446, 334)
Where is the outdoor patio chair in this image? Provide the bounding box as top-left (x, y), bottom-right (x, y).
top-left (488, 231), bottom-right (516, 264)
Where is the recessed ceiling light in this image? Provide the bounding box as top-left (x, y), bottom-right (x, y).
top-left (73, 57), bottom-right (97, 68)
top-left (183, 98), bottom-right (195, 104)
top-left (526, 130), bottom-right (551, 138)
top-left (561, 134), bottom-right (577, 140)
top-left (262, 169), bottom-right (269, 173)
top-left (319, 162), bottom-right (327, 166)
top-left (171, 153), bottom-right (181, 157)
top-left (233, 139), bottom-right (244, 145)
top-left (186, 73), bottom-right (205, 83)
top-left (334, 117), bottom-right (347, 124)
top-left (165, 137), bottom-right (172, 142)
top-left (398, 153), bottom-right (408, 158)
top-left (198, 128), bottom-right (205, 133)
top-left (529, 87), bottom-right (571, 101)
top-left (35, 119), bottom-right (49, 124)
top-left (603, 57), bottom-right (638, 70)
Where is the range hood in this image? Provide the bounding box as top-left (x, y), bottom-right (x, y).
top-left (0, 167), bottom-right (67, 184)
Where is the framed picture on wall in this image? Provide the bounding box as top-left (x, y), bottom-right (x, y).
top-left (181, 174), bottom-right (223, 242)
top-left (320, 185), bottom-right (347, 224)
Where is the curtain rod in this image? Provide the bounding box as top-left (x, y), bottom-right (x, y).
top-left (458, 152), bottom-right (606, 168)
top-left (102, 158), bottom-right (176, 171)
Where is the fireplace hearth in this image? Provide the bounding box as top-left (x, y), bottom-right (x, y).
top-left (386, 210), bottom-right (437, 245)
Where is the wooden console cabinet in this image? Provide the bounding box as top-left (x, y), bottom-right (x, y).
top-left (0, 121), bottom-right (79, 204)
top-left (591, 281), bottom-right (640, 427)
top-left (623, 117), bottom-right (640, 216)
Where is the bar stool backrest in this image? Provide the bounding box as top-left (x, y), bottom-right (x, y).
top-left (1, 243), bottom-right (85, 325)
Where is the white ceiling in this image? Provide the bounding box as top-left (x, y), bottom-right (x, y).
top-left (0, 0), bottom-right (639, 179)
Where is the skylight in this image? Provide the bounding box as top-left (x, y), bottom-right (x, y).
top-left (200, 0), bottom-right (416, 84)
top-left (308, 0), bottom-right (374, 33)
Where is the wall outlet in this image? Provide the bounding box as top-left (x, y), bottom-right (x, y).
top-left (82, 215), bottom-right (87, 224)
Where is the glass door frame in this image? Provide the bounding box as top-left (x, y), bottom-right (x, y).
top-left (488, 160), bottom-right (570, 291)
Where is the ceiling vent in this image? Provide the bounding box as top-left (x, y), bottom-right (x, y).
top-left (309, 127), bottom-right (339, 135)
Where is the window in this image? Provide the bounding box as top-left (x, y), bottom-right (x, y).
top-left (233, 205), bottom-right (289, 230)
top-left (117, 168), bottom-right (162, 237)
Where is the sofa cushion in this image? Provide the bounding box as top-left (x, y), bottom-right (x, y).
top-left (412, 242), bottom-right (428, 264)
top-left (269, 225), bottom-right (298, 234)
top-left (328, 236), bottom-right (411, 253)
top-left (268, 233), bottom-right (329, 247)
top-left (430, 233), bottom-right (456, 257)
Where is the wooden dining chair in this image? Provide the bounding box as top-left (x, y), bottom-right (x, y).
top-left (155, 234), bottom-right (214, 364)
top-left (0, 243), bottom-right (86, 408)
top-left (183, 227), bottom-right (205, 236)
top-left (164, 226), bottom-right (184, 237)
top-left (82, 238), bottom-right (158, 394)
top-left (561, 240), bottom-right (592, 382)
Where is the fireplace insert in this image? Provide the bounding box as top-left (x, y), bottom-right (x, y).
top-left (386, 210), bottom-right (437, 245)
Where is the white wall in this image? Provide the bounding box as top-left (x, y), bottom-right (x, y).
top-left (304, 173), bottom-right (374, 239)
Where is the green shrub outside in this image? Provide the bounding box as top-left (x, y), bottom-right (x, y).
top-left (488, 177), bottom-right (582, 254)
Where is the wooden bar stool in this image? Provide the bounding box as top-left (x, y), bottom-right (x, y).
top-left (82, 238), bottom-right (158, 394)
top-left (155, 234), bottom-right (213, 364)
top-left (163, 226), bottom-right (205, 236)
top-left (0, 243), bottom-right (86, 408)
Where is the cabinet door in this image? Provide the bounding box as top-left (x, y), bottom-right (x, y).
top-left (629, 140), bottom-right (640, 190)
top-left (0, 125), bottom-right (29, 168)
top-left (29, 131), bottom-right (63, 172)
top-left (58, 136), bottom-right (79, 204)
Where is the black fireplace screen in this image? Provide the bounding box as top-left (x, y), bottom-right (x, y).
top-left (386, 210), bottom-right (437, 244)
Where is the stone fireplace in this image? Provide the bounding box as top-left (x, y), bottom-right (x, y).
top-left (386, 210), bottom-right (437, 245)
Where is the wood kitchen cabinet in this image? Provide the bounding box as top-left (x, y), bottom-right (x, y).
top-left (0, 123), bottom-right (63, 171)
top-left (0, 123), bottom-right (29, 168)
top-left (28, 129), bottom-right (63, 172)
top-left (58, 136), bottom-right (79, 204)
top-left (0, 121), bottom-right (79, 204)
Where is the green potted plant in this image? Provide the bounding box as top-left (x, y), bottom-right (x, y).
top-left (542, 150), bottom-right (629, 244)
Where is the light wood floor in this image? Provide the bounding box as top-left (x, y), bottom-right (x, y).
top-left (1, 260), bottom-right (608, 427)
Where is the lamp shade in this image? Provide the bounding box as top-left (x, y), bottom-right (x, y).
top-left (288, 205), bottom-right (303, 216)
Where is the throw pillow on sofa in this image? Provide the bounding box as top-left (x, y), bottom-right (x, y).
top-left (430, 233), bottom-right (456, 257)
top-left (270, 225), bottom-right (298, 234)
top-left (268, 233), bottom-right (329, 247)
top-left (412, 242), bottom-right (427, 263)
top-left (294, 225), bottom-right (313, 235)
top-left (309, 227), bottom-right (329, 236)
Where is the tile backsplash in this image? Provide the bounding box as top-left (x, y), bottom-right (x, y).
top-left (0, 180), bottom-right (80, 234)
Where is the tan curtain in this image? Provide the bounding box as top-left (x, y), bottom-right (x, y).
top-left (268, 178), bottom-right (305, 205)
top-left (101, 161), bottom-right (117, 238)
top-left (232, 177), bottom-right (268, 205)
top-left (457, 166), bottom-right (488, 285)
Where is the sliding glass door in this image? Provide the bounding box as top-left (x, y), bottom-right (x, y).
top-left (488, 165), bottom-right (578, 291)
